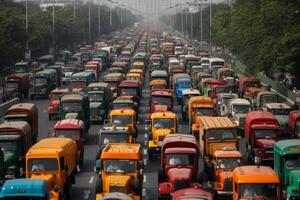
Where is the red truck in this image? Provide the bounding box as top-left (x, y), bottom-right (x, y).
top-left (288, 110), bottom-right (300, 138)
top-left (158, 134), bottom-right (199, 199)
top-left (47, 88), bottom-right (68, 120)
top-left (245, 111), bottom-right (280, 165)
top-left (150, 89), bottom-right (173, 114)
top-left (4, 73), bottom-right (30, 100)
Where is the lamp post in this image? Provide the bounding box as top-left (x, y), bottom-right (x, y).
top-left (73, 0), bottom-right (76, 23)
top-left (52, 0), bottom-right (55, 55)
top-left (98, 1), bottom-right (101, 38)
top-left (88, 0), bottom-right (91, 44)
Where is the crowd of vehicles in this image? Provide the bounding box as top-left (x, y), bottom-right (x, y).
top-left (0, 24), bottom-right (299, 200)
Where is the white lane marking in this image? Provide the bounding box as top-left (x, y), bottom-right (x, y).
top-left (143, 174), bottom-right (147, 182)
top-left (142, 188), bottom-right (146, 197)
top-left (43, 110), bottom-right (46, 113)
top-left (143, 149), bottom-right (147, 155)
top-left (144, 141), bottom-right (147, 146)
top-left (84, 190), bottom-right (90, 199)
top-left (144, 133), bottom-right (147, 138)
top-left (89, 176), bottom-right (94, 184)
top-left (143, 158), bottom-right (147, 166)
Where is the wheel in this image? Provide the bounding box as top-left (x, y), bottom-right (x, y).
top-left (148, 150), bottom-right (153, 161)
top-left (95, 177), bottom-right (103, 194)
top-left (63, 179), bottom-right (72, 200)
top-left (133, 180), bottom-right (141, 195)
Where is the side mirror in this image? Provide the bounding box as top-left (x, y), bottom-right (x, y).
top-left (95, 159), bottom-right (101, 172)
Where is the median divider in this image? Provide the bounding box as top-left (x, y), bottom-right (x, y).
top-left (0, 98), bottom-right (20, 118)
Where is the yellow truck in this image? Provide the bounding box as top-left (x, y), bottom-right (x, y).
top-left (95, 143), bottom-right (143, 200)
top-left (198, 117), bottom-right (240, 180)
top-left (146, 111), bottom-right (177, 161)
top-left (26, 138), bottom-right (77, 199)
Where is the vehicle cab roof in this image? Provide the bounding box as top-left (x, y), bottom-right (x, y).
top-left (274, 139), bottom-right (300, 155)
top-left (182, 88), bottom-right (200, 95)
top-left (214, 150), bottom-right (242, 158)
top-left (233, 166), bottom-right (280, 184)
top-left (54, 119), bottom-right (84, 130)
top-left (101, 143), bottom-right (141, 160)
top-left (151, 111), bottom-right (176, 119)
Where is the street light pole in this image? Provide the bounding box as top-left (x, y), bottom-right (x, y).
top-left (25, 0), bottom-right (28, 50)
top-left (52, 0), bottom-right (55, 55)
top-left (88, 0), bottom-right (91, 44)
top-left (181, 9), bottom-right (183, 35)
top-left (98, 2), bottom-right (101, 39)
top-left (73, 0), bottom-right (76, 23)
top-left (191, 11), bottom-right (193, 41)
top-left (110, 2), bottom-right (112, 26)
top-left (200, 6), bottom-right (203, 46)
top-left (210, 0), bottom-right (212, 48)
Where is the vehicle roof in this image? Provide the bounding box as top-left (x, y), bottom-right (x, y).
top-left (7, 103), bottom-right (36, 113)
top-left (188, 96), bottom-right (214, 108)
top-left (61, 94), bottom-right (84, 102)
top-left (54, 119), bottom-right (84, 129)
top-left (151, 90), bottom-right (172, 96)
top-left (256, 91), bottom-right (277, 98)
top-left (72, 71), bottom-right (93, 77)
top-left (274, 139), bottom-right (300, 155)
top-left (51, 88), bottom-right (68, 94)
top-left (0, 178), bottom-right (47, 198)
top-left (228, 98), bottom-right (250, 105)
top-left (173, 73), bottom-right (190, 80)
top-left (7, 73), bottom-right (29, 79)
top-left (246, 111), bottom-right (277, 121)
top-left (233, 166), bottom-right (280, 184)
top-left (151, 70), bottom-right (168, 76)
top-left (239, 77), bottom-right (260, 85)
top-left (104, 73), bottom-right (122, 78)
top-left (87, 82), bottom-right (108, 89)
top-left (101, 143), bottom-right (141, 160)
top-left (218, 67), bottom-right (234, 74)
top-left (35, 69), bottom-right (56, 76)
top-left (200, 117), bottom-right (237, 129)
top-left (113, 99), bottom-right (133, 104)
top-left (265, 103), bottom-right (290, 109)
top-left (0, 121), bottom-right (31, 134)
top-left (214, 150), bottom-right (242, 158)
top-left (218, 93), bottom-right (239, 99)
top-left (149, 79), bottom-right (167, 86)
top-left (182, 88), bottom-right (200, 95)
top-left (172, 187), bottom-right (213, 199)
top-left (120, 79), bottom-right (140, 87)
top-left (27, 138), bottom-right (76, 155)
top-left (126, 73), bottom-right (141, 77)
top-left (209, 57), bottom-right (224, 62)
top-left (151, 111), bottom-right (176, 119)
top-left (110, 109), bottom-right (135, 115)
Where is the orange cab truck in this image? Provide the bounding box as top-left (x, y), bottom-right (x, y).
top-left (158, 134), bottom-right (199, 199)
top-left (26, 138), bottom-right (77, 200)
top-left (245, 111), bottom-right (280, 165)
top-left (198, 117), bottom-right (240, 181)
top-left (188, 96), bottom-right (214, 136)
top-left (95, 143), bottom-right (143, 200)
top-left (232, 166), bottom-right (281, 200)
top-left (212, 149), bottom-right (242, 197)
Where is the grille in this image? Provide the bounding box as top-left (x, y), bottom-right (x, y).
top-left (223, 178), bottom-right (232, 191)
top-left (173, 180), bottom-right (189, 191)
top-left (90, 108), bottom-right (98, 116)
top-left (109, 186), bottom-right (126, 193)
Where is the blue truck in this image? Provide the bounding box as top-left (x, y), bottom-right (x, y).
top-left (0, 178), bottom-right (49, 199)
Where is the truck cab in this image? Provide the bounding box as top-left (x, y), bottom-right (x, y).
top-left (181, 88), bottom-right (200, 121)
top-left (70, 71), bottom-right (95, 91)
top-left (119, 80), bottom-right (142, 104)
top-left (0, 122), bottom-right (32, 180)
top-left (47, 88), bottom-right (68, 120)
top-left (26, 138), bottom-right (77, 200)
top-left (232, 166), bottom-right (280, 200)
top-left (95, 143), bottom-right (143, 200)
top-left (150, 89), bottom-right (173, 114)
top-left (146, 111), bottom-right (177, 160)
top-left (212, 149), bottom-right (242, 197)
top-left (109, 109), bottom-right (137, 138)
top-left (158, 134), bottom-right (199, 198)
top-left (4, 73), bottom-right (30, 100)
top-left (30, 69), bottom-right (57, 99)
top-left (60, 93), bottom-right (90, 134)
top-left (274, 139), bottom-right (300, 200)
top-left (245, 111), bottom-right (280, 165)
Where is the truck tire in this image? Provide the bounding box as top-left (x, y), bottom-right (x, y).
top-left (95, 177), bottom-right (103, 194)
top-left (148, 150), bottom-right (152, 161)
top-left (63, 179), bottom-right (72, 200)
top-left (133, 180), bottom-right (141, 195)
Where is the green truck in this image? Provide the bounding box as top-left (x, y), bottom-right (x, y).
top-left (59, 93), bottom-right (90, 137)
top-left (0, 121), bottom-right (32, 180)
top-left (30, 69), bottom-right (57, 99)
top-left (274, 139), bottom-right (300, 199)
top-left (87, 82), bottom-right (112, 123)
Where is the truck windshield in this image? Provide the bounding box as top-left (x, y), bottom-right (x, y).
top-left (217, 157), bottom-right (240, 169)
top-left (193, 108), bottom-right (214, 116)
top-left (120, 88), bottom-right (137, 96)
top-left (28, 158), bottom-right (58, 172)
top-left (0, 141), bottom-right (18, 152)
top-left (261, 95), bottom-right (278, 106)
top-left (51, 93), bottom-right (61, 100)
top-left (153, 118), bottom-right (174, 129)
top-left (240, 183), bottom-right (277, 199)
top-left (111, 115), bottom-right (132, 126)
top-left (15, 65), bottom-right (27, 73)
top-left (34, 77), bottom-right (47, 84)
top-left (62, 102), bottom-right (82, 112)
top-left (6, 81), bottom-right (19, 88)
top-left (207, 129), bottom-right (237, 140)
top-left (100, 134), bottom-right (128, 146)
top-left (211, 61), bottom-right (224, 66)
top-left (269, 108), bottom-right (291, 115)
top-left (285, 154), bottom-right (300, 169)
top-left (88, 93), bottom-right (104, 102)
top-left (70, 81), bottom-right (86, 88)
top-left (215, 87), bottom-right (229, 93)
top-left (233, 105), bottom-right (250, 113)
top-left (254, 129), bottom-right (278, 138)
top-left (104, 159), bottom-right (136, 173)
top-left (55, 129), bottom-right (81, 140)
top-left (152, 96), bottom-right (172, 104)
top-left (178, 81), bottom-right (191, 87)
top-left (166, 154), bottom-right (193, 165)
top-left (244, 81), bottom-right (260, 88)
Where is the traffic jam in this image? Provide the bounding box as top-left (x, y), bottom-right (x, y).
top-left (0, 24), bottom-right (300, 200)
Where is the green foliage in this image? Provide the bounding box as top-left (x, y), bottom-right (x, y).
top-left (0, 2), bottom-right (136, 67)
